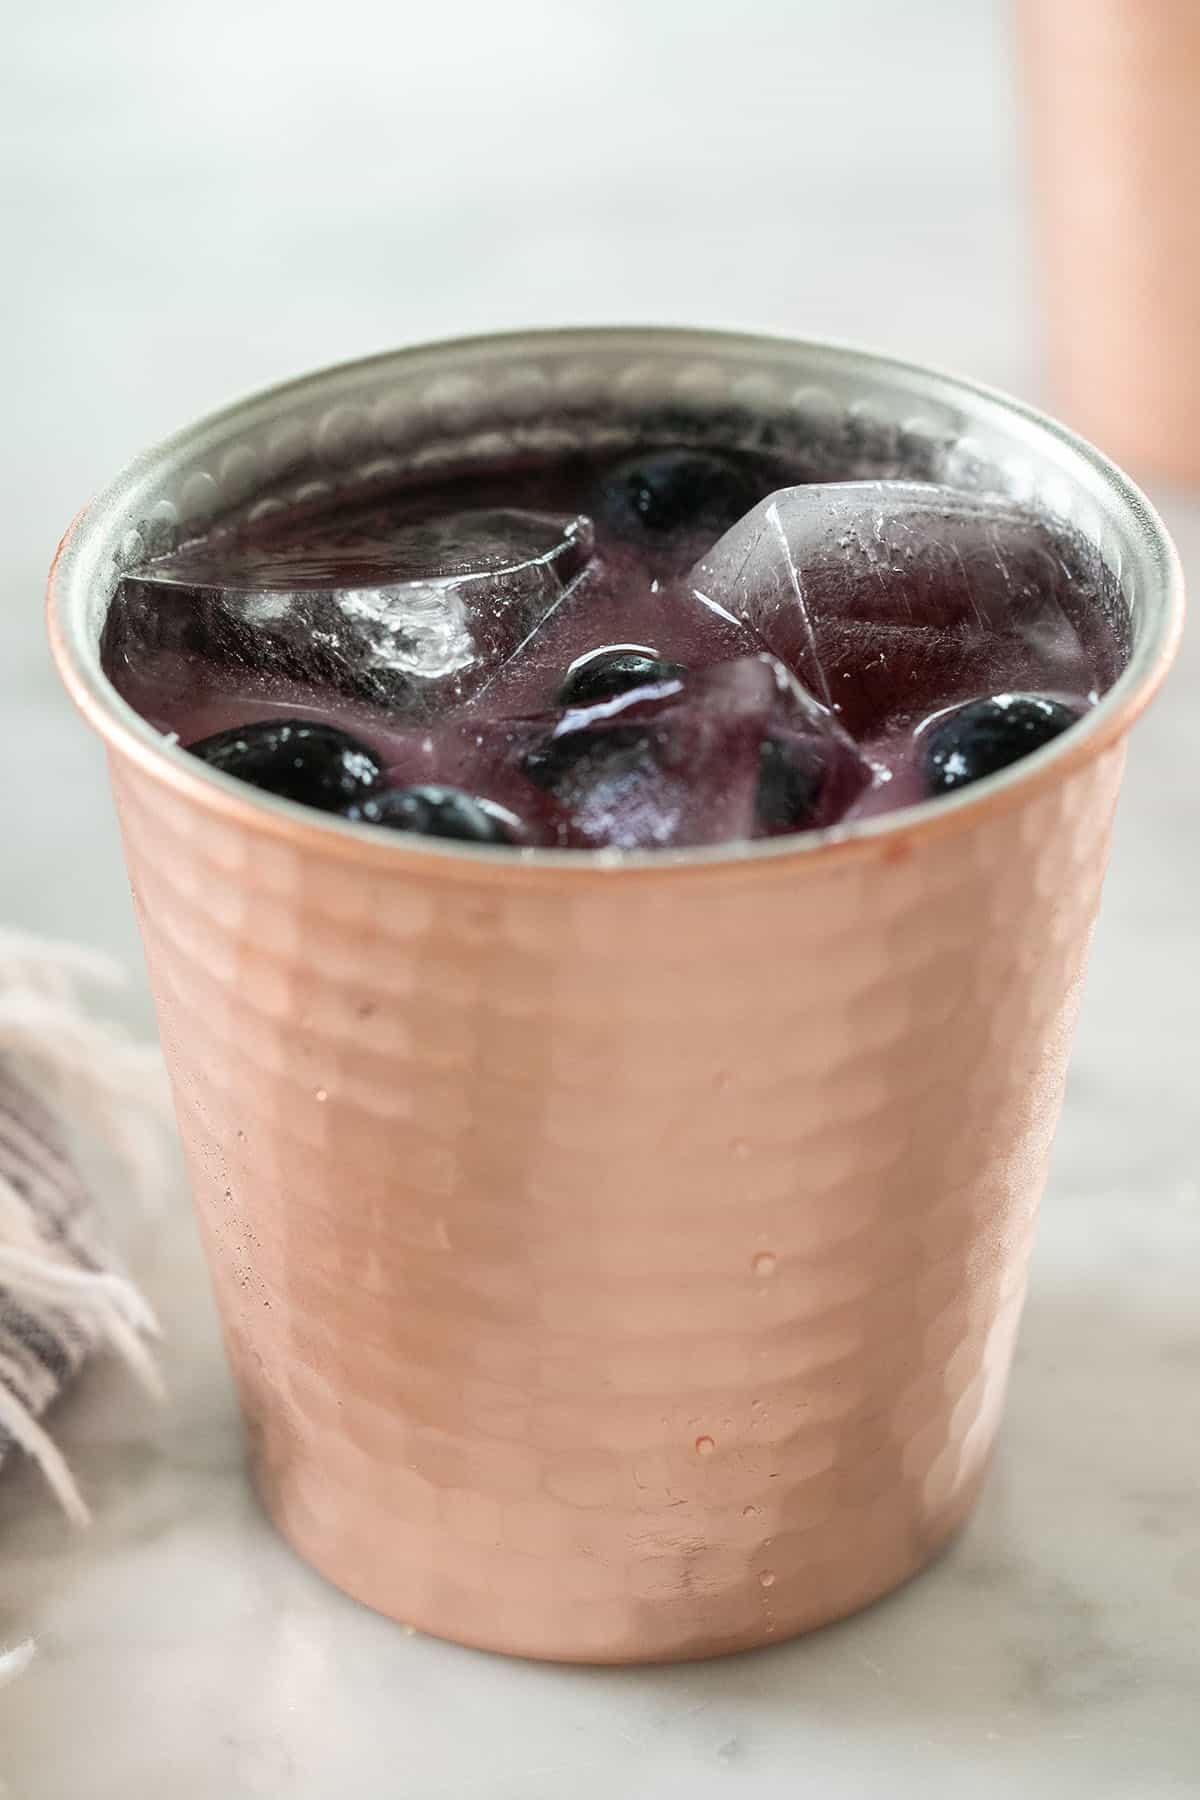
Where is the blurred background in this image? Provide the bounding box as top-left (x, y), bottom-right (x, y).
top-left (5, 0), bottom-right (1038, 1029)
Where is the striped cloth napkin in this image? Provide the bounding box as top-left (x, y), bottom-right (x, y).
top-left (0, 933), bottom-right (167, 1683)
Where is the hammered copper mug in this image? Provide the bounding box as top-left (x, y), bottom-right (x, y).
top-left (1019, 0), bottom-right (1200, 485)
top-left (48, 330), bottom-right (1182, 1662)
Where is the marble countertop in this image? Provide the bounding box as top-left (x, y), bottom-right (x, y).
top-left (3, 2), bottom-right (1198, 1793)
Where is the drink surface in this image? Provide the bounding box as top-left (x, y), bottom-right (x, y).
top-left (102, 445), bottom-right (1127, 850)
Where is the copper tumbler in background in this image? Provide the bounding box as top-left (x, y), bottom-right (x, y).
top-left (1018, 0), bottom-right (1200, 487)
top-left (48, 331), bottom-right (1182, 1663)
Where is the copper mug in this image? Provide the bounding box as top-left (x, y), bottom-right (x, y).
top-left (48, 331), bottom-right (1182, 1662)
top-left (1019, 0), bottom-right (1200, 486)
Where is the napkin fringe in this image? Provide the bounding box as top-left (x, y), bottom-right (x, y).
top-left (0, 932), bottom-right (168, 1527)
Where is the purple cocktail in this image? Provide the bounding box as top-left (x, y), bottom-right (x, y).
top-left (102, 443), bottom-right (1126, 850)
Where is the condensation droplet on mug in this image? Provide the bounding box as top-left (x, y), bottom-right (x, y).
top-left (314, 1087), bottom-right (328, 1103)
top-left (695, 1435), bottom-right (716, 1457)
top-left (758, 1569), bottom-right (776, 1589)
top-left (752, 1252), bottom-right (777, 1278)
top-left (742, 1504), bottom-right (760, 1520)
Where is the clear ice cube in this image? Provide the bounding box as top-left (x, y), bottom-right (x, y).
top-left (105, 508), bottom-right (594, 717)
top-left (376, 654), bottom-right (873, 850)
top-left (689, 482), bottom-right (1095, 735)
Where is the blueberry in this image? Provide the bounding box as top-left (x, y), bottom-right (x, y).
top-left (557, 649), bottom-right (686, 708)
top-left (187, 719), bottom-right (382, 811)
top-left (345, 785), bottom-right (515, 844)
top-left (756, 737), bottom-right (825, 833)
top-left (522, 725), bottom-right (658, 797)
top-left (923, 695), bottom-right (1080, 795)
top-left (600, 450), bottom-right (757, 537)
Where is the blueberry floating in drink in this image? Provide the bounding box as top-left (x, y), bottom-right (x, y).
top-left (189, 720), bottom-right (382, 811)
top-left (599, 450), bottom-right (758, 539)
top-left (344, 785), bottom-right (517, 845)
top-left (557, 648), bottom-right (686, 708)
top-left (756, 735), bottom-right (828, 834)
top-left (921, 694), bottom-right (1081, 794)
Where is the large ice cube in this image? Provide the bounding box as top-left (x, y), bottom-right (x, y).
top-left (105, 508), bottom-right (594, 717)
top-left (373, 654), bottom-right (873, 850)
top-left (472, 555), bottom-right (765, 720)
top-left (689, 483), bottom-right (1096, 735)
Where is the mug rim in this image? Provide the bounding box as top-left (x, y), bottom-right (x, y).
top-left (47, 324), bottom-right (1186, 883)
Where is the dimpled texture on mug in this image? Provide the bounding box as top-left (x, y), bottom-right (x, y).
top-left (111, 734), bottom-right (1124, 1663)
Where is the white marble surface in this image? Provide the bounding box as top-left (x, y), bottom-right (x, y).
top-left (2, 2), bottom-right (1199, 1794)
